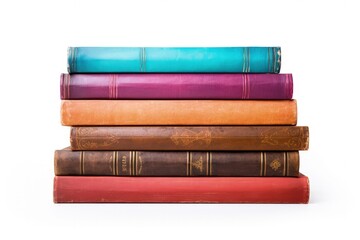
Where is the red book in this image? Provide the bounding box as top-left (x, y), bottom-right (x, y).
top-left (53, 175), bottom-right (309, 203)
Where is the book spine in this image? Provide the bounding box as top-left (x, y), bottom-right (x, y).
top-left (60, 73), bottom-right (293, 100)
top-left (61, 100), bottom-right (297, 126)
top-left (54, 150), bottom-right (300, 177)
top-left (53, 175), bottom-right (309, 203)
top-left (70, 126), bottom-right (309, 151)
top-left (67, 47), bottom-right (281, 73)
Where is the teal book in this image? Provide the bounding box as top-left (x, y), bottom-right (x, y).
top-left (67, 47), bottom-right (281, 73)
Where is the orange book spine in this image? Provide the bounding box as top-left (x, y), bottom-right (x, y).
top-left (61, 100), bottom-right (297, 126)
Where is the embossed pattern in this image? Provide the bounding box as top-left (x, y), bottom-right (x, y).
top-left (70, 126), bottom-right (309, 151)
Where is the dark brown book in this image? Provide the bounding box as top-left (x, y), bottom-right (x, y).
top-left (55, 148), bottom-right (300, 177)
top-left (70, 126), bottom-right (309, 151)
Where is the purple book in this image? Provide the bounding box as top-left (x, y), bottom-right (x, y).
top-left (60, 73), bottom-right (293, 99)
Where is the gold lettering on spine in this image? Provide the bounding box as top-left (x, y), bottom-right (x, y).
top-left (121, 154), bottom-right (128, 175)
top-left (186, 152), bottom-right (190, 176)
top-left (260, 152), bottom-right (264, 176)
top-left (264, 152), bottom-right (267, 176)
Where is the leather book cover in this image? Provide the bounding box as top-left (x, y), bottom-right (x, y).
top-left (53, 174), bottom-right (309, 203)
top-left (55, 148), bottom-right (300, 177)
top-left (60, 73), bottom-right (292, 100)
top-left (67, 47), bottom-right (281, 73)
top-left (61, 100), bottom-right (297, 126)
top-left (70, 126), bottom-right (309, 151)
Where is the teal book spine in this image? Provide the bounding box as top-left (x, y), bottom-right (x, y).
top-left (67, 47), bottom-right (281, 73)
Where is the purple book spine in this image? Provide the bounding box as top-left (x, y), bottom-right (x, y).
top-left (60, 73), bottom-right (293, 100)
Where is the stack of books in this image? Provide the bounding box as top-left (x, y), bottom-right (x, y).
top-left (54, 47), bottom-right (310, 203)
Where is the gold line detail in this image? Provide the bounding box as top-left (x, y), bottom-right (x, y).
top-left (115, 151), bottom-right (119, 175)
top-left (206, 152), bottom-right (209, 176)
top-left (264, 152), bottom-right (267, 176)
top-left (135, 151), bottom-right (138, 176)
top-left (260, 152), bottom-right (264, 176)
top-left (247, 48), bottom-right (251, 72)
top-left (189, 152), bottom-right (192, 176)
top-left (209, 152), bottom-right (212, 176)
top-left (186, 152), bottom-right (190, 176)
top-left (268, 47), bottom-right (271, 72)
top-left (286, 152), bottom-right (290, 176)
top-left (65, 74), bottom-right (70, 99)
top-left (273, 48), bottom-right (276, 73)
top-left (114, 75), bottom-right (118, 99)
top-left (129, 151), bottom-right (133, 176)
top-left (283, 152), bottom-right (286, 176)
top-left (112, 151), bottom-right (116, 175)
top-left (242, 48), bottom-right (246, 72)
top-left (80, 151), bottom-right (85, 175)
top-left (62, 74), bottom-right (66, 99)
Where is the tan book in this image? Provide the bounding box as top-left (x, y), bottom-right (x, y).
top-left (61, 100), bottom-right (297, 126)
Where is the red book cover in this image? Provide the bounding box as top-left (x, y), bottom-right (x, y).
top-left (53, 174), bottom-right (309, 203)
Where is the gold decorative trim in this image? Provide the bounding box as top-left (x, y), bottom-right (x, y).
top-left (189, 152), bottom-right (193, 176)
top-left (264, 152), bottom-right (267, 176)
top-left (112, 151), bottom-right (116, 175)
top-left (80, 151), bottom-right (85, 175)
top-left (273, 47), bottom-right (276, 72)
top-left (242, 49), bottom-right (246, 72)
top-left (134, 151), bottom-right (138, 176)
top-left (283, 152), bottom-right (286, 176)
top-left (270, 160), bottom-right (281, 171)
top-left (247, 48), bottom-right (251, 72)
top-left (260, 152), bottom-right (264, 176)
top-left (268, 47), bottom-right (271, 73)
top-left (67, 74), bottom-right (70, 99)
top-left (129, 151), bottom-right (133, 176)
top-left (186, 152), bottom-right (190, 176)
top-left (209, 152), bottom-right (212, 176)
top-left (140, 48), bottom-right (146, 72)
top-left (115, 151), bottom-right (119, 175)
top-left (286, 152), bottom-right (290, 176)
top-left (206, 152), bottom-right (210, 176)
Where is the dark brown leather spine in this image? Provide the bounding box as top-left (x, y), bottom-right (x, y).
top-left (54, 148), bottom-right (300, 177)
top-left (70, 126), bottom-right (309, 151)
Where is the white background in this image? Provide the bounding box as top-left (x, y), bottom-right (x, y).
top-left (0, 0), bottom-right (359, 239)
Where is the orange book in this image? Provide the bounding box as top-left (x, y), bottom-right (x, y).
top-left (61, 100), bottom-right (297, 126)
